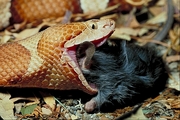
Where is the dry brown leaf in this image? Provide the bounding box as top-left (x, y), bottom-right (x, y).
top-left (0, 92), bottom-right (16, 119)
top-left (13, 27), bottom-right (40, 40)
top-left (166, 55), bottom-right (180, 63)
top-left (12, 21), bottom-right (56, 40)
top-left (111, 27), bottom-right (139, 40)
top-left (173, 0), bottom-right (180, 11)
top-left (42, 107), bottom-right (52, 115)
top-left (11, 96), bottom-right (40, 106)
top-left (39, 92), bottom-right (56, 110)
top-left (126, 0), bottom-right (148, 6)
top-left (100, 13), bottom-right (119, 21)
top-left (85, 4), bottom-right (120, 20)
top-left (13, 20), bottom-right (27, 32)
top-left (0, 30), bottom-right (14, 44)
top-left (138, 28), bottom-right (149, 36)
top-left (149, 6), bottom-right (164, 16)
top-left (32, 106), bottom-right (43, 118)
top-left (0, 35), bottom-right (11, 44)
top-left (156, 0), bottom-right (166, 6)
top-left (71, 114), bottom-right (78, 119)
top-left (169, 30), bottom-right (180, 52)
top-left (147, 11), bottom-right (166, 24)
top-left (167, 98), bottom-right (180, 109)
top-left (168, 72), bottom-right (180, 91)
top-left (111, 32), bottom-right (131, 41)
top-left (100, 115), bottom-right (109, 120)
top-left (129, 15), bottom-right (140, 28)
top-left (169, 30), bottom-right (177, 41)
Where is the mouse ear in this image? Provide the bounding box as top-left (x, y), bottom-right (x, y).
top-left (76, 41), bottom-right (95, 70)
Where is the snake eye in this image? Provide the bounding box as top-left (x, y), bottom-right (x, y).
top-left (91, 23), bottom-right (97, 29)
top-left (92, 24), bottom-right (95, 29)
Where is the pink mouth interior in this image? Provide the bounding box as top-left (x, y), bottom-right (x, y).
top-left (67, 36), bottom-right (109, 64)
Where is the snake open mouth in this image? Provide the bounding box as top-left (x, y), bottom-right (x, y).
top-left (66, 34), bottom-right (111, 93)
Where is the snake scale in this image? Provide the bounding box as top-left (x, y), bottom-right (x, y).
top-left (0, 19), bottom-right (115, 95)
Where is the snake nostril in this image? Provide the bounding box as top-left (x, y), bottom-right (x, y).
top-left (103, 20), bottom-right (115, 28)
top-left (111, 21), bottom-right (114, 26)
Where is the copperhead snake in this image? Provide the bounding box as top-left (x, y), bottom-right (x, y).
top-left (0, 19), bottom-right (115, 95)
top-left (0, 0), bottom-right (173, 95)
top-left (0, 0), bottom-right (147, 95)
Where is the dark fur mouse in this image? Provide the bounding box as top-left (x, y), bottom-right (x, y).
top-left (76, 0), bottom-right (173, 113)
top-left (77, 40), bottom-right (168, 112)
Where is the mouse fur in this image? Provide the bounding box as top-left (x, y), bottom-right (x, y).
top-left (79, 40), bottom-right (168, 112)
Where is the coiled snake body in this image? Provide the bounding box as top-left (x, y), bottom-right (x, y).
top-left (0, 19), bottom-right (115, 95)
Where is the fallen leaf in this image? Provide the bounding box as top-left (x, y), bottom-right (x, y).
top-left (0, 92), bottom-right (16, 119)
top-left (156, 0), bottom-right (166, 6)
top-left (147, 11), bottom-right (166, 24)
top-left (169, 29), bottom-right (180, 52)
top-left (0, 35), bottom-right (11, 44)
top-left (111, 27), bottom-right (139, 40)
top-left (124, 107), bottom-right (148, 120)
top-left (111, 32), bottom-right (131, 41)
top-left (85, 4), bottom-right (120, 20)
top-left (71, 114), bottom-right (78, 119)
top-left (39, 91), bottom-right (56, 110)
top-left (13, 27), bottom-right (40, 40)
top-left (13, 20), bottom-right (27, 32)
top-left (0, 91), bottom-right (11, 100)
top-left (11, 96), bottom-right (40, 106)
top-left (149, 6), bottom-right (164, 16)
top-left (138, 28), bottom-right (149, 36)
top-left (168, 72), bottom-right (180, 91)
top-left (129, 15), bottom-right (140, 28)
top-left (42, 107), bottom-right (52, 115)
top-left (166, 55), bottom-right (180, 63)
top-left (20, 104), bottom-right (37, 115)
top-left (14, 103), bottom-right (25, 114)
top-left (167, 98), bottom-right (180, 109)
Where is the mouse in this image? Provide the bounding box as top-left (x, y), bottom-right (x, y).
top-left (76, 0), bottom-right (173, 112)
top-left (76, 40), bottom-right (168, 112)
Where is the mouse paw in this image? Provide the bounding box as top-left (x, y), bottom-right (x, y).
top-left (84, 99), bottom-right (97, 112)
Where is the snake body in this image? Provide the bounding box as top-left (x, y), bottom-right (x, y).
top-left (0, 19), bottom-right (115, 95)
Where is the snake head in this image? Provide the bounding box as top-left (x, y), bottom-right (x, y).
top-left (40, 19), bottom-right (115, 94)
top-left (61, 19), bottom-right (115, 94)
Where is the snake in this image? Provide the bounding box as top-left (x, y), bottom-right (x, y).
top-left (0, 0), bottom-right (173, 95)
top-left (0, 19), bottom-right (115, 95)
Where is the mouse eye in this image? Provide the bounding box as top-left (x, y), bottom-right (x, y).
top-left (91, 23), bottom-right (97, 29)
